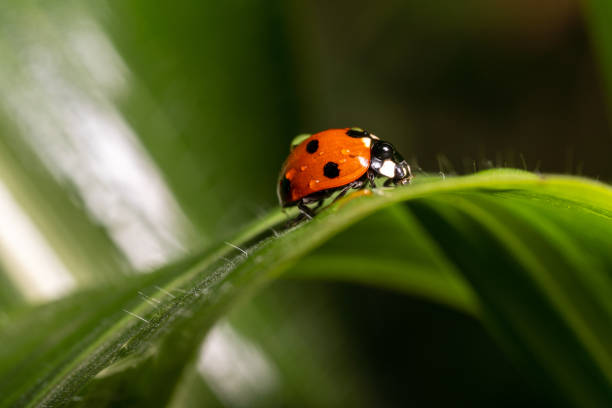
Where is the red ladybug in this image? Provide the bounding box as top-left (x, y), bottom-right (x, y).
top-left (278, 127), bottom-right (412, 218)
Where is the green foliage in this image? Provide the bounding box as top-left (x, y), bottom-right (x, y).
top-left (2, 1), bottom-right (612, 407)
top-left (2, 170), bottom-right (612, 406)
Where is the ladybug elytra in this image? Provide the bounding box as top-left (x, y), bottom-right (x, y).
top-left (277, 127), bottom-right (412, 218)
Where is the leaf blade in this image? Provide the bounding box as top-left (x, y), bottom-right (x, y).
top-left (2, 170), bottom-right (612, 407)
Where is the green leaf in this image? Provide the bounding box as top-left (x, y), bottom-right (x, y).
top-left (2, 169), bottom-right (612, 407)
top-left (168, 281), bottom-right (386, 408)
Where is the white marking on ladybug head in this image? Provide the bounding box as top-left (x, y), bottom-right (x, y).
top-left (357, 156), bottom-right (369, 167)
top-left (361, 137), bottom-right (371, 148)
top-left (379, 160), bottom-right (396, 178)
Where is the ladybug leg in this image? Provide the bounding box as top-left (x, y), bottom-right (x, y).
top-left (297, 199), bottom-right (316, 219)
top-left (353, 177), bottom-right (368, 191)
top-left (332, 178), bottom-right (366, 203)
top-left (367, 171), bottom-right (376, 189)
top-left (332, 185), bottom-right (352, 202)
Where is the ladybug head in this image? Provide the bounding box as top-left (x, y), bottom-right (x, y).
top-left (370, 140), bottom-right (411, 184)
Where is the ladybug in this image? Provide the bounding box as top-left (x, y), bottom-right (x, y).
top-left (277, 127), bottom-right (412, 218)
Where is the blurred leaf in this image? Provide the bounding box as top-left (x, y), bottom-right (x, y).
top-left (168, 282), bottom-right (384, 408)
top-left (0, 0), bottom-right (300, 302)
top-left (0, 266), bottom-right (25, 312)
top-left (102, 0), bottom-right (300, 238)
top-left (0, 119), bottom-right (130, 303)
top-left (1, 170), bottom-right (612, 407)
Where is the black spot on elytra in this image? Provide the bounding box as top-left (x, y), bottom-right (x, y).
top-left (346, 128), bottom-right (369, 138)
top-left (306, 139), bottom-right (318, 154)
top-left (323, 162), bottom-right (340, 178)
top-left (279, 176), bottom-right (291, 201)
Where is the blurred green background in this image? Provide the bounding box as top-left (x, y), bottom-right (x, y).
top-left (1, 0), bottom-right (611, 406)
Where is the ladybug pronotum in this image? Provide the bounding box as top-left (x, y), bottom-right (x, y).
top-left (277, 127), bottom-right (412, 218)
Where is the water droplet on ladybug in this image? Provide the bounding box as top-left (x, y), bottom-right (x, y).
top-left (309, 179), bottom-right (320, 189)
top-left (285, 168), bottom-right (297, 180)
top-left (339, 158), bottom-right (347, 163)
top-left (341, 148), bottom-right (351, 155)
top-left (300, 165), bottom-right (308, 171)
